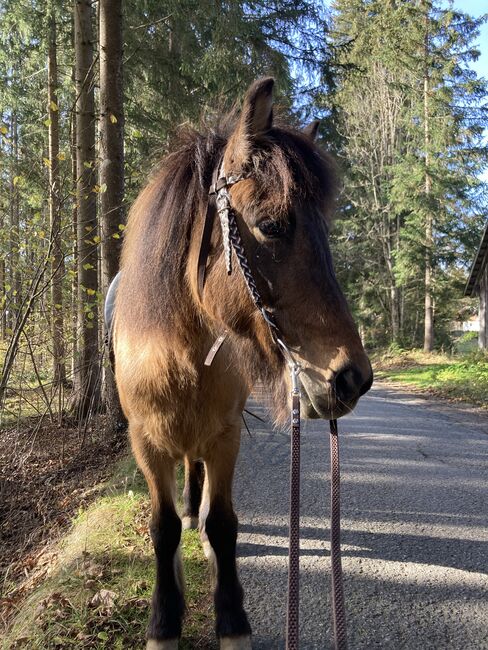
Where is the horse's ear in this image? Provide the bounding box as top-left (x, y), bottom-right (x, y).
top-left (303, 120), bottom-right (320, 141)
top-left (225, 77), bottom-right (274, 168)
top-left (241, 77), bottom-right (274, 136)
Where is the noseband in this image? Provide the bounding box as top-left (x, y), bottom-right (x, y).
top-left (197, 160), bottom-right (347, 650)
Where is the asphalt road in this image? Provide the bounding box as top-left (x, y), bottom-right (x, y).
top-left (233, 384), bottom-right (488, 649)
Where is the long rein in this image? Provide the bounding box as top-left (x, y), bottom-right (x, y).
top-left (200, 166), bottom-right (348, 650)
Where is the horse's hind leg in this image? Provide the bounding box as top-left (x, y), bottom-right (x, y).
top-left (130, 427), bottom-right (184, 649)
top-left (182, 457), bottom-right (204, 529)
top-left (202, 427), bottom-right (251, 649)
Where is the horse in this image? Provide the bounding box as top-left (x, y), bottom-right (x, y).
top-left (112, 77), bottom-right (373, 650)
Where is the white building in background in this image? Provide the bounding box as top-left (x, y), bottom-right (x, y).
top-left (451, 316), bottom-right (480, 333)
top-left (465, 222), bottom-right (488, 349)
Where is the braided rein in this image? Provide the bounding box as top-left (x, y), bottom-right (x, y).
top-left (208, 169), bottom-right (348, 650)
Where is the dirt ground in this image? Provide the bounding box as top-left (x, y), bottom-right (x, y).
top-left (0, 415), bottom-right (127, 631)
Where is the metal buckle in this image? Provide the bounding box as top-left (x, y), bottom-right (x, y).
top-left (290, 363), bottom-right (301, 397)
top-left (275, 336), bottom-right (301, 397)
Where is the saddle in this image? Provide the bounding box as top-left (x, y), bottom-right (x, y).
top-left (104, 270), bottom-right (121, 345)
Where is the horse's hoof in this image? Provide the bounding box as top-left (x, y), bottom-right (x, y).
top-left (202, 540), bottom-right (217, 566)
top-left (182, 515), bottom-right (199, 530)
top-left (220, 636), bottom-right (252, 650)
top-left (146, 639), bottom-right (179, 650)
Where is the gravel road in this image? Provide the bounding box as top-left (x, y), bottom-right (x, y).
top-left (233, 384), bottom-right (488, 649)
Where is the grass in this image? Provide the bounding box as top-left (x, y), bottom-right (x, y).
top-left (372, 348), bottom-right (488, 408)
top-left (2, 456), bottom-right (214, 650)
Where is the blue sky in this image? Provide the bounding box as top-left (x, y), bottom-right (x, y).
top-left (444, 0), bottom-right (487, 181)
top-left (447, 0), bottom-right (488, 79)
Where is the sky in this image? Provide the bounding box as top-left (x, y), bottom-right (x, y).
top-left (448, 0), bottom-right (488, 79)
top-left (445, 0), bottom-right (487, 181)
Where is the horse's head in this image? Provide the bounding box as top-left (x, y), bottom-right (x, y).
top-left (198, 78), bottom-right (372, 420)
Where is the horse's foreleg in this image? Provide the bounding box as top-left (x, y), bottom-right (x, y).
top-left (203, 429), bottom-right (251, 649)
top-left (182, 457), bottom-right (204, 529)
top-left (130, 428), bottom-right (184, 649)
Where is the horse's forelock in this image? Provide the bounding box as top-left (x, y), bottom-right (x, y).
top-left (241, 127), bottom-right (337, 222)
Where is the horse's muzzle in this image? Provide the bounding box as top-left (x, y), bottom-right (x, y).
top-left (299, 361), bottom-right (373, 420)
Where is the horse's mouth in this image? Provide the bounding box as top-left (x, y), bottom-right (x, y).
top-left (299, 379), bottom-right (356, 421)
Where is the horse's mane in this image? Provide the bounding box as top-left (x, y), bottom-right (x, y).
top-left (119, 117), bottom-right (336, 333)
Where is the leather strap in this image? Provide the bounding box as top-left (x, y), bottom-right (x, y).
top-left (197, 161), bottom-right (253, 300)
top-left (330, 418), bottom-right (347, 650)
top-left (204, 331), bottom-right (228, 366)
top-left (197, 194), bottom-right (217, 298)
top-left (197, 157), bottom-right (224, 299)
top-left (286, 415), bottom-right (347, 650)
top-left (286, 392), bottom-right (301, 649)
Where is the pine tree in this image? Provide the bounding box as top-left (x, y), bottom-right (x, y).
top-left (0, 0), bottom-right (329, 419)
top-left (321, 0), bottom-right (488, 348)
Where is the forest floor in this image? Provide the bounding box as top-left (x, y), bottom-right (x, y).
top-left (372, 348), bottom-right (488, 408)
top-left (0, 417), bottom-right (213, 649)
top-left (0, 416), bottom-right (125, 617)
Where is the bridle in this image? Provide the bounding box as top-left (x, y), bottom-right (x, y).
top-left (198, 158), bottom-right (348, 650)
top-left (197, 163), bottom-right (300, 373)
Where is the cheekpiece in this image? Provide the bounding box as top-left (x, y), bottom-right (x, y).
top-left (216, 186), bottom-right (233, 274)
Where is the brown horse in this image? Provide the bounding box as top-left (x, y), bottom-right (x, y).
top-left (113, 78), bottom-right (372, 650)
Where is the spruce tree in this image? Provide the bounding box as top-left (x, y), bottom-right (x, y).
top-left (321, 0), bottom-right (488, 348)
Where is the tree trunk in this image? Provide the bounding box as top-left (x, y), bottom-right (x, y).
top-left (382, 216), bottom-right (400, 344)
top-left (73, 0), bottom-right (99, 419)
top-left (71, 102), bottom-right (78, 385)
top-left (48, 6), bottom-right (66, 386)
top-left (9, 113), bottom-right (21, 330)
top-left (0, 203), bottom-right (5, 339)
top-left (390, 284), bottom-right (400, 344)
top-left (423, 4), bottom-right (434, 353)
top-left (99, 0), bottom-right (125, 429)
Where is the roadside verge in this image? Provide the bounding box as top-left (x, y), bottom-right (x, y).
top-left (2, 457), bottom-right (213, 650)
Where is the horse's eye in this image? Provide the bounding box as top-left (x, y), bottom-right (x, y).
top-left (257, 219), bottom-right (287, 238)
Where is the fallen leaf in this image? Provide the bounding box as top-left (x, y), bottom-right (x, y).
top-left (90, 589), bottom-right (117, 611)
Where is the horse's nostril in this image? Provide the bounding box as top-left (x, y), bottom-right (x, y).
top-left (334, 367), bottom-right (357, 403)
top-left (334, 364), bottom-right (372, 403)
top-left (359, 369), bottom-right (374, 397)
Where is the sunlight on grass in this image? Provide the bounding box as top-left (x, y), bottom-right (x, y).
top-left (373, 348), bottom-right (488, 407)
top-left (3, 457), bottom-right (213, 649)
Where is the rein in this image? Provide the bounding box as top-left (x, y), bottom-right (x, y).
top-left (199, 163), bottom-right (348, 650)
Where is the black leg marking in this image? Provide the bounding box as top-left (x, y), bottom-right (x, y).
top-left (183, 459), bottom-right (204, 520)
top-left (205, 496), bottom-right (251, 638)
top-left (147, 507), bottom-right (184, 641)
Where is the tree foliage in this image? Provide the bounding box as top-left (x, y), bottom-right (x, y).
top-left (319, 0), bottom-right (487, 348)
